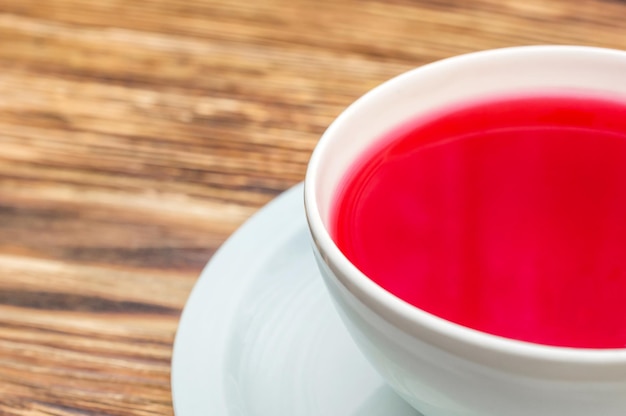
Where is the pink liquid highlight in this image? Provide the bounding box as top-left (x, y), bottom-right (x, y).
top-left (333, 94), bottom-right (626, 348)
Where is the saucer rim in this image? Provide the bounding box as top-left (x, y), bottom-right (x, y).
top-left (171, 183), bottom-right (305, 416)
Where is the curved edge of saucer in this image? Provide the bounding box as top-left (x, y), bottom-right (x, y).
top-left (171, 183), bottom-right (304, 416)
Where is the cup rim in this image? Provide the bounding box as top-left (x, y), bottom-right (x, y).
top-left (304, 45), bottom-right (626, 366)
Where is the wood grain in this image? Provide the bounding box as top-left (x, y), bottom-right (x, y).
top-left (1, 0), bottom-right (626, 415)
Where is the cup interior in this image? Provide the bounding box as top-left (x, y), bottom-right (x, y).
top-left (305, 45), bottom-right (626, 356)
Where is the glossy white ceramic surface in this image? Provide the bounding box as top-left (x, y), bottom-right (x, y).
top-left (305, 46), bottom-right (626, 416)
top-left (171, 184), bottom-right (420, 416)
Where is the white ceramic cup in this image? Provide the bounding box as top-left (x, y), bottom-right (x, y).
top-left (304, 46), bottom-right (626, 416)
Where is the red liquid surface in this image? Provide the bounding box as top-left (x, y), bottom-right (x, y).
top-left (333, 94), bottom-right (626, 348)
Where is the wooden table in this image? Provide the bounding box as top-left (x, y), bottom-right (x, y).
top-left (1, 1), bottom-right (626, 415)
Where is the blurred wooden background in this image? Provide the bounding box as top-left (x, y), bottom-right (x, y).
top-left (1, 0), bottom-right (626, 415)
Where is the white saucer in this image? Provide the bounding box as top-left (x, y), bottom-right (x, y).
top-left (171, 183), bottom-right (421, 416)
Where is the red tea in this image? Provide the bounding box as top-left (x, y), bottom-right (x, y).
top-left (332, 94), bottom-right (626, 348)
